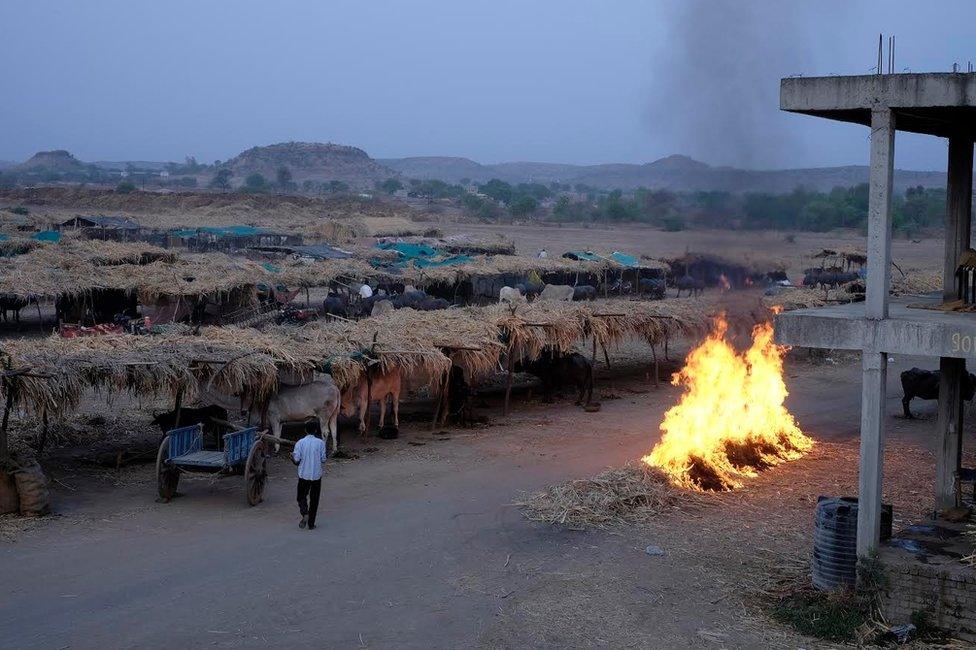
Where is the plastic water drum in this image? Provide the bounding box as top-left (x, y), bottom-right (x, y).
top-left (812, 497), bottom-right (860, 590)
top-left (812, 496), bottom-right (894, 591)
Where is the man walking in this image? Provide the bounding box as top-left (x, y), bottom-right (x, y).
top-left (291, 420), bottom-right (327, 530)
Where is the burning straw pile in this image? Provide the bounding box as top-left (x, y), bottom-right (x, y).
top-left (518, 463), bottom-right (704, 528)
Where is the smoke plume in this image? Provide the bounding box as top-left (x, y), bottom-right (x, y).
top-left (646, 1), bottom-right (812, 169)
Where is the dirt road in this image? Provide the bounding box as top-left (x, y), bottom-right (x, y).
top-left (0, 353), bottom-right (960, 648)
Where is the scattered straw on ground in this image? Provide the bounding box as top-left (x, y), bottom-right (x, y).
top-left (516, 462), bottom-right (706, 528)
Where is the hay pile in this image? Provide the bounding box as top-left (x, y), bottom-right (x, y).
top-left (518, 463), bottom-right (704, 528)
top-left (891, 269), bottom-right (941, 296)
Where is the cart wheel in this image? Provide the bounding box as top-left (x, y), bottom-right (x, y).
top-left (245, 439), bottom-right (268, 506)
top-left (156, 436), bottom-right (180, 502)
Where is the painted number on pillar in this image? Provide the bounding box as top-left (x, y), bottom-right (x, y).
top-left (951, 333), bottom-right (974, 353)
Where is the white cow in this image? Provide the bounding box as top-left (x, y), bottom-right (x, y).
top-left (201, 377), bottom-right (341, 451)
top-left (499, 286), bottom-right (526, 305)
top-left (538, 284), bottom-right (574, 301)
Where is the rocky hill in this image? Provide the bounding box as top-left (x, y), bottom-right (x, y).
top-left (220, 142), bottom-right (396, 188)
top-left (13, 150), bottom-right (89, 173)
top-left (380, 154), bottom-right (947, 193)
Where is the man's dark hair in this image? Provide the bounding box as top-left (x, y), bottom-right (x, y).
top-left (305, 418), bottom-right (321, 438)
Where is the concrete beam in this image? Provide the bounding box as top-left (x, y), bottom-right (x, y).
top-left (782, 74), bottom-right (976, 112)
top-left (857, 348), bottom-right (887, 557)
top-left (775, 299), bottom-right (976, 359)
top-left (866, 108), bottom-right (895, 319)
top-left (780, 74), bottom-right (976, 137)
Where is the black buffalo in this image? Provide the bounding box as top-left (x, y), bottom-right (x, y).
top-left (674, 274), bottom-right (704, 298)
top-left (572, 285), bottom-right (597, 301)
top-left (638, 278), bottom-right (666, 299)
top-left (322, 295), bottom-right (349, 319)
top-left (152, 404), bottom-right (229, 444)
top-left (0, 294), bottom-right (28, 324)
top-left (900, 367), bottom-right (976, 419)
top-left (515, 280), bottom-right (544, 300)
top-left (518, 349), bottom-right (594, 406)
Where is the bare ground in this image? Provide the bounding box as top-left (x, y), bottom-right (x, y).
top-left (0, 348), bottom-right (966, 649)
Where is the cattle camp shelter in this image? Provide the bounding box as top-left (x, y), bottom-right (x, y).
top-left (773, 71), bottom-right (976, 633)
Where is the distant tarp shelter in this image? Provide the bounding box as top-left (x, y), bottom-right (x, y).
top-left (168, 225), bottom-right (300, 252)
top-left (58, 215), bottom-right (142, 242)
top-left (250, 244), bottom-right (354, 261)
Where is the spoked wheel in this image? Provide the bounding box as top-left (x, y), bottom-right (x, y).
top-left (245, 439), bottom-right (269, 506)
top-left (156, 436), bottom-right (180, 502)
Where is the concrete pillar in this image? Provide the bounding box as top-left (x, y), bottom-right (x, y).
top-left (865, 108), bottom-right (895, 319)
top-left (935, 136), bottom-right (974, 510)
top-left (858, 348), bottom-right (887, 557)
top-left (857, 108), bottom-right (895, 557)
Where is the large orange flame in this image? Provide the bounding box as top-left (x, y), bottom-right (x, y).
top-left (642, 315), bottom-right (813, 490)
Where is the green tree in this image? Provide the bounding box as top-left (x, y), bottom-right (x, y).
top-left (276, 166), bottom-right (294, 190)
top-left (479, 179), bottom-right (514, 204)
top-left (379, 178), bottom-right (404, 194)
top-left (116, 180), bottom-right (136, 194)
top-left (509, 196), bottom-right (538, 217)
top-left (209, 168), bottom-right (232, 190)
top-left (243, 173), bottom-right (268, 192)
top-left (325, 180), bottom-right (349, 194)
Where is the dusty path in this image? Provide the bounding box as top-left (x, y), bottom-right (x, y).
top-left (0, 353), bottom-right (964, 648)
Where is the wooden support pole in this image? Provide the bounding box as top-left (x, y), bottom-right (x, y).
top-left (503, 349), bottom-right (514, 416)
top-left (430, 369), bottom-right (447, 430)
top-left (36, 410), bottom-right (49, 456)
top-left (650, 344), bottom-right (660, 389)
top-left (0, 380), bottom-right (12, 464)
top-left (173, 386), bottom-right (185, 428)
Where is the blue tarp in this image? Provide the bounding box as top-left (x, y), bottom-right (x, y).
top-left (406, 254), bottom-right (473, 269)
top-left (0, 234), bottom-right (8, 242)
top-left (32, 230), bottom-right (61, 243)
top-left (376, 241), bottom-right (439, 259)
top-left (610, 251), bottom-right (641, 268)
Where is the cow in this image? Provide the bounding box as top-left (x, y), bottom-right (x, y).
top-left (572, 285), bottom-right (597, 301)
top-left (200, 377), bottom-right (341, 452)
top-left (499, 286), bottom-right (526, 306)
top-left (674, 274), bottom-right (704, 298)
top-left (538, 284), bottom-right (575, 301)
top-left (901, 367), bottom-right (976, 419)
top-left (340, 366), bottom-right (402, 436)
top-left (0, 294), bottom-right (28, 324)
top-left (371, 299), bottom-right (394, 316)
top-left (152, 404), bottom-right (228, 447)
top-left (518, 349), bottom-right (594, 406)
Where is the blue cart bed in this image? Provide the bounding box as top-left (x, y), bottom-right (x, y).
top-left (156, 424), bottom-right (270, 506)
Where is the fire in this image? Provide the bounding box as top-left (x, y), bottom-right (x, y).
top-left (643, 315), bottom-right (813, 491)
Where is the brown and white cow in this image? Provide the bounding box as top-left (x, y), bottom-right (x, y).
top-left (341, 366), bottom-right (402, 435)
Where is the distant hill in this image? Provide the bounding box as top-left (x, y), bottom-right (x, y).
top-left (13, 150), bottom-right (89, 173)
top-left (221, 142), bottom-right (396, 188)
top-left (93, 160), bottom-right (170, 171)
top-left (380, 154), bottom-right (947, 193)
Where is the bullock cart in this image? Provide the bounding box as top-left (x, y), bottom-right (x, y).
top-left (156, 424), bottom-right (272, 506)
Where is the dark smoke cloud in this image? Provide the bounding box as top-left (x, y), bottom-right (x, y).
top-left (646, 1), bottom-right (815, 169)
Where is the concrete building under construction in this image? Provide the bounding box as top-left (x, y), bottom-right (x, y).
top-left (774, 71), bottom-right (976, 636)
